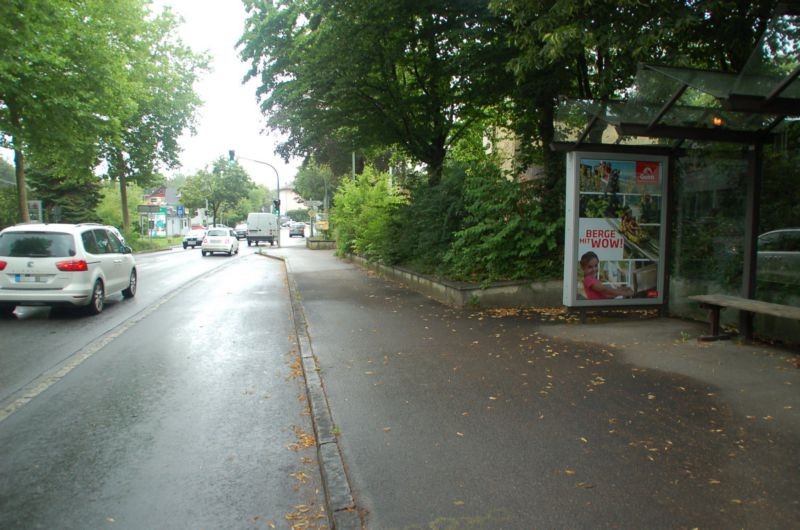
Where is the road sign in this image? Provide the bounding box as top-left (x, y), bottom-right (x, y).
top-left (176, 205), bottom-right (185, 217)
top-left (137, 205), bottom-right (162, 214)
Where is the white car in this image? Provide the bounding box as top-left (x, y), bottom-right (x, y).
top-left (201, 227), bottom-right (239, 256)
top-left (0, 223), bottom-right (137, 316)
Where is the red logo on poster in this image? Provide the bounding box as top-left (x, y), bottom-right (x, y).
top-left (636, 161), bottom-right (660, 184)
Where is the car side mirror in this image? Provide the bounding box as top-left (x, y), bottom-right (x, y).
top-left (123, 246), bottom-right (133, 254)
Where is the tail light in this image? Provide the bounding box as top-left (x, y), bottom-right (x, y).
top-left (0, 261), bottom-right (6, 271)
top-left (56, 259), bottom-right (89, 272)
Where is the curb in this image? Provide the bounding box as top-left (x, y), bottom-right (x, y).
top-left (262, 251), bottom-right (362, 529)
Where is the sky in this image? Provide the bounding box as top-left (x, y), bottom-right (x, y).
top-left (153, 0), bottom-right (298, 189)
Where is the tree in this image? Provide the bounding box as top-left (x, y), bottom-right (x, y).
top-left (293, 162), bottom-right (337, 210)
top-left (0, 0), bottom-right (142, 221)
top-left (179, 158), bottom-right (255, 226)
top-left (0, 158), bottom-right (17, 229)
top-left (26, 165), bottom-right (102, 223)
top-left (0, 0), bottom-right (206, 226)
top-left (240, 0), bottom-right (514, 184)
top-left (96, 180), bottom-right (145, 231)
top-left (103, 6), bottom-right (208, 232)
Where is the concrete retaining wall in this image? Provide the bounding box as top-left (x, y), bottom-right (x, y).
top-left (307, 239), bottom-right (336, 250)
top-left (350, 255), bottom-right (562, 308)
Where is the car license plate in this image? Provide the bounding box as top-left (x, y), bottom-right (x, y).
top-left (15, 274), bottom-right (46, 283)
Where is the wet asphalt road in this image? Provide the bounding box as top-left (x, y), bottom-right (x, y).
top-left (280, 248), bottom-right (800, 529)
top-left (0, 249), bottom-right (326, 529)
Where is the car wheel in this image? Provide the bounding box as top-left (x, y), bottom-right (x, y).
top-left (0, 304), bottom-right (16, 318)
top-left (202, 250), bottom-right (207, 256)
top-left (122, 269), bottom-right (137, 299)
top-left (85, 279), bottom-right (105, 315)
top-left (183, 243), bottom-right (187, 249)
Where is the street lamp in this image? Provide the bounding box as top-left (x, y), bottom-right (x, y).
top-left (229, 149), bottom-right (280, 247)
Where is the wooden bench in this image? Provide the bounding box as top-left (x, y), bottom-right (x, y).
top-left (689, 294), bottom-right (800, 341)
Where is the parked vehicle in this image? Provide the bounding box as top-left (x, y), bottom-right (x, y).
top-left (234, 223), bottom-right (248, 240)
top-left (288, 222), bottom-right (306, 238)
top-left (0, 223), bottom-right (137, 316)
top-left (246, 212), bottom-right (279, 246)
top-left (758, 228), bottom-right (800, 285)
top-left (201, 227), bottom-right (239, 256)
top-left (182, 228), bottom-right (206, 249)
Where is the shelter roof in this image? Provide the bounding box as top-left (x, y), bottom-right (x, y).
top-left (554, 8), bottom-right (800, 150)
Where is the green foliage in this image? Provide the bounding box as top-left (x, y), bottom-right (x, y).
top-left (293, 162), bottom-right (337, 209)
top-left (96, 181), bottom-right (144, 230)
top-left (0, 0), bottom-right (205, 224)
top-left (443, 161), bottom-right (562, 282)
top-left (26, 165), bottom-right (101, 223)
top-left (240, 0), bottom-right (513, 183)
top-left (386, 166), bottom-right (467, 274)
top-left (0, 185), bottom-right (18, 230)
top-left (331, 167), bottom-right (406, 260)
top-left (0, 160), bottom-right (17, 229)
top-left (286, 209), bottom-right (310, 222)
top-left (180, 158), bottom-right (255, 226)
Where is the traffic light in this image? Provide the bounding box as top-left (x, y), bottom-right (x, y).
top-left (228, 149), bottom-right (235, 162)
top-left (272, 199), bottom-right (281, 214)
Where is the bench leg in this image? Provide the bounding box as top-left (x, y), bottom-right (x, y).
top-left (739, 310), bottom-right (754, 341)
top-left (698, 304), bottom-right (733, 341)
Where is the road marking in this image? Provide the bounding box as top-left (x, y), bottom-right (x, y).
top-left (0, 283), bottom-right (180, 424)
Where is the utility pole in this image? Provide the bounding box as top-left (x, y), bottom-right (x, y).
top-left (229, 150), bottom-right (280, 247)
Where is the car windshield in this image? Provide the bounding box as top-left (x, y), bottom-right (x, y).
top-left (0, 232), bottom-right (76, 258)
top-left (207, 229), bottom-right (227, 236)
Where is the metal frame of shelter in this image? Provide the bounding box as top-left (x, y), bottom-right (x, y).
top-left (552, 8), bottom-right (800, 337)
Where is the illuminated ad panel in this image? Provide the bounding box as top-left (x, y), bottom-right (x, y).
top-left (563, 152), bottom-right (668, 307)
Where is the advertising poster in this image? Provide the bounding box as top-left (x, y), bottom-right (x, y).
top-left (563, 153), bottom-right (667, 307)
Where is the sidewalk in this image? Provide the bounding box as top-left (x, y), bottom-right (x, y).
top-left (272, 247), bottom-right (800, 529)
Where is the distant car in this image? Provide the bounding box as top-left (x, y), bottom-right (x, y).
top-left (0, 223), bottom-right (137, 316)
top-left (757, 228), bottom-right (800, 285)
top-left (234, 223), bottom-right (248, 240)
top-left (201, 228), bottom-right (239, 256)
top-left (182, 229), bottom-right (206, 249)
top-left (288, 222), bottom-right (306, 238)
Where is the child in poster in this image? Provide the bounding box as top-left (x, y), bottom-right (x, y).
top-left (580, 251), bottom-right (634, 299)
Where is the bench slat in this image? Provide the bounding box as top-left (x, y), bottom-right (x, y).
top-left (689, 294), bottom-right (800, 320)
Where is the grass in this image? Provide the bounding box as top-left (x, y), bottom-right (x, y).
top-left (128, 235), bottom-right (183, 253)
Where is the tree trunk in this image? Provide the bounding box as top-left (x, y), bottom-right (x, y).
top-left (14, 146), bottom-right (29, 223)
top-left (117, 150), bottom-right (130, 232)
top-left (10, 103), bottom-right (29, 222)
top-left (426, 140), bottom-right (447, 187)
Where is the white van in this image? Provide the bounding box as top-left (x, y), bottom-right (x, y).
top-left (246, 212), bottom-right (279, 246)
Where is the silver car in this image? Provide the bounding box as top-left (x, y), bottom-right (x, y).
top-left (758, 228), bottom-right (800, 285)
top-left (182, 228), bottom-right (206, 249)
top-left (0, 223), bottom-right (137, 316)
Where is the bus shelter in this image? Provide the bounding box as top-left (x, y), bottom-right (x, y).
top-left (552, 10), bottom-right (800, 341)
